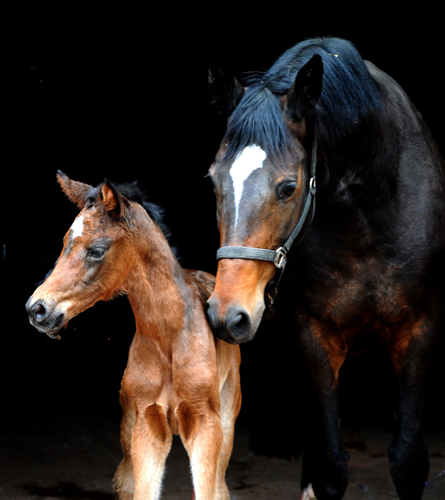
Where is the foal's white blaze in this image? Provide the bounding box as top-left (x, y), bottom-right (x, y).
top-left (70, 214), bottom-right (84, 240)
top-left (230, 145), bottom-right (267, 226)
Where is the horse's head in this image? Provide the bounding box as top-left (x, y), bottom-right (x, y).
top-left (206, 55), bottom-right (323, 344)
top-left (26, 172), bottom-right (145, 338)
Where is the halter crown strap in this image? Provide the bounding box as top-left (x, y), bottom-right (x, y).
top-left (216, 139), bottom-right (317, 295)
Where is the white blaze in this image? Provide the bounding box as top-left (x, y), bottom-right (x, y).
top-left (230, 145), bottom-right (267, 226)
top-left (70, 214), bottom-right (84, 239)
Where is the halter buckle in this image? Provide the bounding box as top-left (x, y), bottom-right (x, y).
top-left (274, 247), bottom-right (286, 268)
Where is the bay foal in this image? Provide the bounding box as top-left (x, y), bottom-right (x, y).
top-left (26, 172), bottom-right (241, 500)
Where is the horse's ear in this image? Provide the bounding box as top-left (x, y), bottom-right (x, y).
top-left (56, 170), bottom-right (92, 209)
top-left (286, 54), bottom-right (323, 123)
top-left (208, 64), bottom-right (245, 119)
top-left (100, 180), bottom-right (127, 217)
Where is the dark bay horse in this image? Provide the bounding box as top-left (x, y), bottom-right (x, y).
top-left (26, 172), bottom-right (241, 500)
top-left (206, 37), bottom-right (445, 499)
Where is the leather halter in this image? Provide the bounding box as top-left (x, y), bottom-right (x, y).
top-left (216, 139), bottom-right (317, 304)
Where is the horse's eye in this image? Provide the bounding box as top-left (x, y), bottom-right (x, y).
top-left (88, 247), bottom-right (106, 260)
top-left (277, 182), bottom-right (297, 200)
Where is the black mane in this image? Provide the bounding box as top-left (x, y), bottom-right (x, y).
top-left (225, 37), bottom-right (382, 160)
top-left (110, 181), bottom-right (172, 243)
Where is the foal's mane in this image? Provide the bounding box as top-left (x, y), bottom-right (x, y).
top-left (113, 181), bottom-right (172, 242)
top-left (84, 180), bottom-right (172, 244)
top-left (225, 37), bottom-right (382, 160)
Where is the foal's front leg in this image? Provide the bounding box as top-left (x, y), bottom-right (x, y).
top-left (177, 401), bottom-right (224, 499)
top-left (131, 403), bottom-right (173, 500)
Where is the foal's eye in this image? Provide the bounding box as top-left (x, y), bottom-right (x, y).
top-left (277, 182), bottom-right (297, 200)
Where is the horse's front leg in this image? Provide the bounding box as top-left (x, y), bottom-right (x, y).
top-left (299, 321), bottom-right (348, 500)
top-left (177, 401), bottom-right (224, 499)
top-left (130, 403), bottom-right (173, 500)
top-left (388, 319), bottom-right (435, 500)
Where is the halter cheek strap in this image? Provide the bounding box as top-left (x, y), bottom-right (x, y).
top-left (216, 140), bottom-right (317, 303)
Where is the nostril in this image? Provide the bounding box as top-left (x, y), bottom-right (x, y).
top-left (206, 299), bottom-right (253, 343)
top-left (227, 310), bottom-right (252, 339)
top-left (32, 303), bottom-right (47, 322)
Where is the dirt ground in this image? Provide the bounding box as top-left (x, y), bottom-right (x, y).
top-left (0, 410), bottom-right (443, 500)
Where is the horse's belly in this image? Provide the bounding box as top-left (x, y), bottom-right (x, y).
top-left (305, 268), bottom-right (417, 348)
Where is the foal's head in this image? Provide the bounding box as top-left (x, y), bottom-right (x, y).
top-left (26, 172), bottom-right (164, 338)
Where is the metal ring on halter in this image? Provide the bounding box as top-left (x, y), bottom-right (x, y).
top-left (309, 177), bottom-right (316, 191)
top-left (274, 247), bottom-right (286, 268)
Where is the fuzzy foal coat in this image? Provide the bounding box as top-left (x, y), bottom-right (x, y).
top-left (26, 175), bottom-right (241, 500)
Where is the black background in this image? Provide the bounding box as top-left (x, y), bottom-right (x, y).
top-left (3, 6), bottom-right (444, 453)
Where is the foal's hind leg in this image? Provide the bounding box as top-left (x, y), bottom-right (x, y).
top-left (114, 387), bottom-right (135, 499)
top-left (114, 456), bottom-right (134, 500)
top-left (388, 320), bottom-right (435, 500)
top-left (216, 365), bottom-right (242, 499)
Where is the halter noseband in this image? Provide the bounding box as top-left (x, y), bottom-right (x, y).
top-left (216, 139), bottom-right (317, 304)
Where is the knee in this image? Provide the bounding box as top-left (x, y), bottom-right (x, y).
top-left (144, 403), bottom-right (170, 443)
top-left (176, 401), bottom-right (200, 441)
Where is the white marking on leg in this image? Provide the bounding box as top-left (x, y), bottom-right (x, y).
top-left (301, 483), bottom-right (317, 500)
top-left (70, 214), bottom-right (84, 240)
top-left (230, 145), bottom-right (267, 226)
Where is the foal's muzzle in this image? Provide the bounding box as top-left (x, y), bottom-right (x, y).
top-left (26, 296), bottom-right (65, 338)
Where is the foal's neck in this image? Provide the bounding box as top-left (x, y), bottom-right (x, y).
top-left (126, 223), bottom-right (188, 342)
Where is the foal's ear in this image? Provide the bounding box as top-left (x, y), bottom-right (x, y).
top-left (100, 180), bottom-right (127, 217)
top-left (286, 54), bottom-right (323, 123)
top-left (208, 64), bottom-right (245, 120)
top-left (57, 170), bottom-right (92, 209)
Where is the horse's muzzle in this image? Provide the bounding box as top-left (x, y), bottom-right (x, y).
top-left (206, 298), bottom-right (255, 345)
top-left (26, 296), bottom-right (65, 338)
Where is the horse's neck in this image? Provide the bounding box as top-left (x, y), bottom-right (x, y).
top-left (126, 237), bottom-right (188, 344)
